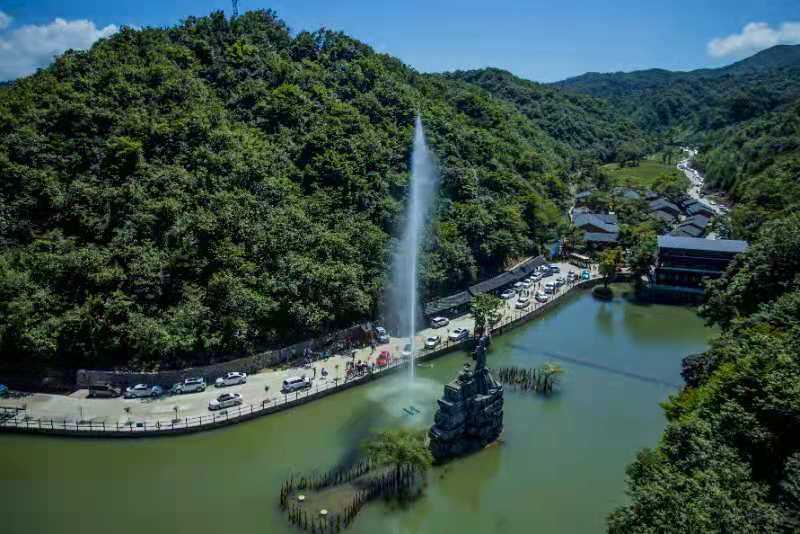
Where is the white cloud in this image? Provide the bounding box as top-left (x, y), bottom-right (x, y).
top-left (0, 11), bottom-right (11, 31)
top-left (0, 16), bottom-right (118, 81)
top-left (708, 21), bottom-right (800, 58)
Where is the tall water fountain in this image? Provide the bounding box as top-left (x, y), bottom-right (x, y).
top-left (390, 115), bottom-right (439, 381)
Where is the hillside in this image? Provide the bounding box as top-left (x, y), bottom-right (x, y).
top-left (0, 10), bottom-right (577, 372)
top-left (445, 68), bottom-right (646, 162)
top-left (554, 45), bottom-right (800, 139)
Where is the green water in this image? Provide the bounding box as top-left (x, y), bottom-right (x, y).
top-left (0, 287), bottom-right (715, 534)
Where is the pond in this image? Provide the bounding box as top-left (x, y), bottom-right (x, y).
top-left (0, 286), bottom-right (716, 534)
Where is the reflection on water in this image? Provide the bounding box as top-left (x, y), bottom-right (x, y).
top-left (0, 288), bottom-right (716, 534)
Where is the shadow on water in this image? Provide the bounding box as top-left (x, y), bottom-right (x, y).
top-left (508, 343), bottom-right (681, 389)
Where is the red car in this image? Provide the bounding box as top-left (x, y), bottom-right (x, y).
top-left (376, 350), bottom-right (392, 367)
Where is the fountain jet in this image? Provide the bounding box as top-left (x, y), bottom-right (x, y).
top-left (389, 115), bottom-right (439, 381)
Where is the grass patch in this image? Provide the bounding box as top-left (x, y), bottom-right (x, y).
top-left (601, 159), bottom-right (683, 189)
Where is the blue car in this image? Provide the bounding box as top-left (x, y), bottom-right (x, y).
top-left (0, 384), bottom-right (8, 397)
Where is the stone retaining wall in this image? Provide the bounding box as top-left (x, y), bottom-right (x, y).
top-left (76, 324), bottom-right (369, 388)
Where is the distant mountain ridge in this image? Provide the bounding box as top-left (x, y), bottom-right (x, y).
top-left (555, 44), bottom-right (800, 95)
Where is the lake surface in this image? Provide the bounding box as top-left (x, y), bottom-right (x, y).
top-left (0, 286), bottom-right (715, 534)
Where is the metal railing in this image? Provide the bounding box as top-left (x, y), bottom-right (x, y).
top-left (0, 273), bottom-right (598, 436)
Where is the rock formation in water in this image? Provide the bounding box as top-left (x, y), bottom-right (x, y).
top-left (429, 336), bottom-right (504, 461)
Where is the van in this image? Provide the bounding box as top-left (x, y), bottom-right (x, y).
top-left (282, 376), bottom-right (311, 394)
top-left (88, 383), bottom-right (121, 398)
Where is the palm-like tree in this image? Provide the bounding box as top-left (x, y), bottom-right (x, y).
top-left (363, 428), bottom-right (432, 493)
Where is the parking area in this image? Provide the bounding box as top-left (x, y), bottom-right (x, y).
top-left (2, 261), bottom-right (590, 427)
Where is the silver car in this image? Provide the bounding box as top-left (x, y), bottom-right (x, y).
top-left (209, 393), bottom-right (242, 411)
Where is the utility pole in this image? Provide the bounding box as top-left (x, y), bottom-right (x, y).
top-left (232, 0), bottom-right (239, 19)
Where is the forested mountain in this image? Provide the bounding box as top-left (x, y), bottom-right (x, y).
top-left (445, 68), bottom-right (646, 162)
top-left (554, 45), bottom-right (800, 139)
top-left (0, 10), bottom-right (592, 372)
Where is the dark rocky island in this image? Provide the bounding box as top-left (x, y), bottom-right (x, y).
top-left (429, 336), bottom-right (504, 461)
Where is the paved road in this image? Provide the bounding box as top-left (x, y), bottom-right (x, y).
top-left (3, 262), bottom-right (589, 427)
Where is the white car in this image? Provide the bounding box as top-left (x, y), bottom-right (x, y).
top-left (425, 335), bottom-right (441, 349)
top-left (215, 372), bottom-right (247, 387)
top-left (513, 281), bottom-right (524, 289)
top-left (209, 392), bottom-right (242, 411)
top-left (174, 377), bottom-right (206, 394)
top-left (402, 343), bottom-right (413, 358)
top-left (449, 328), bottom-right (470, 342)
top-left (374, 326), bottom-right (389, 344)
top-left (430, 317), bottom-right (449, 328)
top-left (521, 280), bottom-right (533, 289)
top-left (500, 290), bottom-right (515, 299)
top-left (515, 298), bottom-right (531, 309)
top-left (124, 384), bottom-right (162, 398)
top-left (535, 291), bottom-right (549, 303)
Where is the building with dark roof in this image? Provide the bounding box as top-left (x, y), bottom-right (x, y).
top-left (648, 198), bottom-right (681, 217)
top-left (652, 235), bottom-right (748, 298)
top-left (612, 187), bottom-right (641, 201)
top-left (468, 272), bottom-right (516, 297)
top-left (583, 232), bottom-right (619, 245)
top-left (670, 224), bottom-right (704, 238)
top-left (424, 291), bottom-right (473, 319)
top-left (684, 214), bottom-right (711, 230)
top-left (686, 201), bottom-right (715, 217)
top-left (650, 210), bottom-right (677, 225)
top-left (573, 212), bottom-right (619, 234)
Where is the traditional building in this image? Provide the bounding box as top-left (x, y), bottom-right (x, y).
top-left (651, 235), bottom-right (748, 299)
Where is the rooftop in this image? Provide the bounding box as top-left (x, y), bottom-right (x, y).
top-left (658, 235), bottom-right (748, 254)
top-left (584, 232), bottom-right (619, 243)
top-left (425, 290), bottom-right (473, 316)
top-left (649, 198), bottom-right (681, 213)
top-left (574, 212), bottom-right (619, 233)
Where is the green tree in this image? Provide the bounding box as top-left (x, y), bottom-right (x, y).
top-left (598, 248), bottom-right (624, 287)
top-left (363, 428), bottom-right (433, 494)
top-left (470, 293), bottom-right (503, 335)
top-left (625, 229), bottom-right (656, 289)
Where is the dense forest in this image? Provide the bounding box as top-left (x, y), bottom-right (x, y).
top-left (0, 10), bottom-right (632, 372)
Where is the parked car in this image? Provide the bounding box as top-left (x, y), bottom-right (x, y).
top-left (513, 281), bottom-right (524, 289)
top-left (449, 328), bottom-right (470, 342)
top-left (521, 280), bottom-right (533, 289)
top-left (374, 326), bottom-right (389, 344)
top-left (544, 282), bottom-right (556, 294)
top-left (500, 289), bottom-right (515, 299)
top-left (555, 276), bottom-right (566, 287)
top-left (541, 269), bottom-right (553, 278)
top-left (535, 291), bottom-right (549, 303)
top-left (88, 382), bottom-right (121, 398)
top-left (430, 317), bottom-right (450, 328)
top-left (425, 335), bottom-right (442, 349)
top-left (0, 384), bottom-right (9, 397)
top-left (209, 392), bottom-right (242, 410)
top-left (515, 297), bottom-right (531, 309)
top-left (174, 377), bottom-right (206, 394)
top-left (567, 271), bottom-right (577, 281)
top-left (125, 384), bottom-right (162, 399)
top-left (402, 343), bottom-right (413, 359)
top-left (215, 372), bottom-right (247, 387)
top-left (549, 264), bottom-right (561, 273)
top-left (282, 376), bottom-right (312, 393)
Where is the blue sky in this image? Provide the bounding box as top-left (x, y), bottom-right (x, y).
top-left (1, 0), bottom-right (799, 82)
